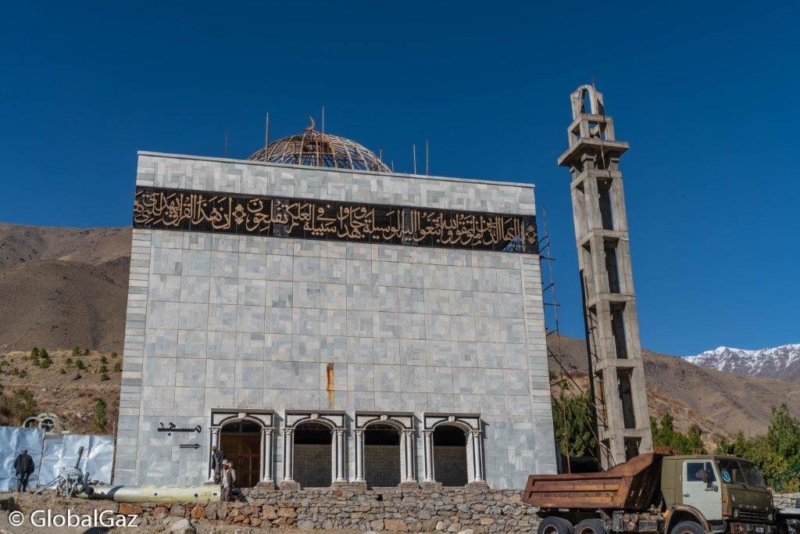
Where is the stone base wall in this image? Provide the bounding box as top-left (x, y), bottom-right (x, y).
top-left (123, 487), bottom-right (537, 532)
top-left (774, 493), bottom-right (800, 509)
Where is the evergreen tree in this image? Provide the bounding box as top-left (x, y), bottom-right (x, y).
top-left (93, 399), bottom-right (107, 431)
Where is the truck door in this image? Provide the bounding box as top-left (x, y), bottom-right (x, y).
top-left (683, 460), bottom-right (722, 521)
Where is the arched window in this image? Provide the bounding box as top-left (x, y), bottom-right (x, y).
top-left (281, 411), bottom-right (346, 489)
top-left (422, 413), bottom-right (486, 488)
top-left (354, 412), bottom-right (416, 488)
top-left (433, 425), bottom-right (468, 486)
top-left (363, 423), bottom-right (401, 488)
top-left (293, 421), bottom-right (333, 488)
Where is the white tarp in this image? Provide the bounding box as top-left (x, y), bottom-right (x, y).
top-left (0, 427), bottom-right (45, 491)
top-left (62, 434), bottom-right (114, 484)
top-left (0, 428), bottom-right (114, 491)
top-left (36, 435), bottom-right (64, 487)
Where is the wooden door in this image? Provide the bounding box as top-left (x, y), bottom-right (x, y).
top-left (220, 432), bottom-right (261, 488)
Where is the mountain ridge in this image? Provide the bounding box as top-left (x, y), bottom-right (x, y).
top-left (685, 344), bottom-right (800, 381)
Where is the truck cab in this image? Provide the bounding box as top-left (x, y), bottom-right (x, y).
top-left (524, 453), bottom-right (778, 534)
top-left (661, 455), bottom-right (775, 533)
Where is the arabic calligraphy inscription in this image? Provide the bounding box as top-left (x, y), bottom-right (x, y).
top-left (133, 187), bottom-right (537, 254)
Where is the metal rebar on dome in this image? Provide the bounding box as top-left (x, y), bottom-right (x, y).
top-left (248, 117), bottom-right (390, 173)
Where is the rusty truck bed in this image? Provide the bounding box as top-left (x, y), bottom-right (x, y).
top-left (523, 453), bottom-right (662, 511)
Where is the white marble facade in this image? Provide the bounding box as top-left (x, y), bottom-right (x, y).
top-left (114, 152), bottom-right (557, 489)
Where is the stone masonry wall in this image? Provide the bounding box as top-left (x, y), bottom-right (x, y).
top-left (112, 491), bottom-right (800, 532)
top-left (773, 493), bottom-right (800, 509)
top-left (121, 487), bottom-right (538, 532)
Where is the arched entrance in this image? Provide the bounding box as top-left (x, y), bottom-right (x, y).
top-left (364, 423), bottom-right (401, 488)
top-left (293, 421), bottom-right (333, 488)
top-left (433, 425), bottom-right (468, 486)
top-left (220, 420), bottom-right (261, 488)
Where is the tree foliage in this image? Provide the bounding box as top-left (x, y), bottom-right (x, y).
top-left (552, 390), bottom-right (597, 458)
top-left (651, 413), bottom-right (706, 455)
top-left (716, 404), bottom-right (800, 491)
top-left (93, 399), bottom-right (107, 431)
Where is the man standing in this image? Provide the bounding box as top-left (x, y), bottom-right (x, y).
top-left (14, 449), bottom-right (35, 493)
top-left (221, 460), bottom-right (237, 502)
top-left (210, 446), bottom-right (224, 483)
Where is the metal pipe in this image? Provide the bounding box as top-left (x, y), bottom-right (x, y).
top-left (85, 485), bottom-right (221, 504)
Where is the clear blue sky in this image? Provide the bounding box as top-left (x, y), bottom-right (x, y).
top-left (1, 2), bottom-right (797, 356)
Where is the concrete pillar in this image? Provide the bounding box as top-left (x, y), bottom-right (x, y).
top-left (282, 428), bottom-right (294, 481)
top-left (261, 427), bottom-right (273, 484)
top-left (334, 429), bottom-right (346, 483)
top-left (400, 429), bottom-right (415, 482)
top-left (423, 430), bottom-right (434, 483)
top-left (208, 427), bottom-right (220, 480)
top-left (354, 429), bottom-right (365, 482)
top-left (470, 430), bottom-right (484, 482)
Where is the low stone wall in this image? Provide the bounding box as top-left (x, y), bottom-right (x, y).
top-left (774, 493), bottom-right (800, 509)
top-left (123, 487), bottom-right (537, 532)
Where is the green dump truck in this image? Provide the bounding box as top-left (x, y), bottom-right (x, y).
top-left (524, 453), bottom-right (800, 534)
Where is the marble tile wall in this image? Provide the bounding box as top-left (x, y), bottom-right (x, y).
top-left (115, 154), bottom-right (556, 489)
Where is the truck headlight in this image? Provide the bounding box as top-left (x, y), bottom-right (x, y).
top-left (733, 510), bottom-right (740, 518)
top-left (768, 514), bottom-right (774, 522)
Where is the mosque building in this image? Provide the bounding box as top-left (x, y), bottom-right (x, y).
top-left (113, 120), bottom-right (557, 490)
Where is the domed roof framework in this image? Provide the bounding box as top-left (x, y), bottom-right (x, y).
top-left (249, 119), bottom-right (390, 173)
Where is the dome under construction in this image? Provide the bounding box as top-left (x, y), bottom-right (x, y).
top-left (248, 117), bottom-right (390, 173)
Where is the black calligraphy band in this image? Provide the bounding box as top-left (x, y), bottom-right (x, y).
top-left (133, 186), bottom-right (538, 254)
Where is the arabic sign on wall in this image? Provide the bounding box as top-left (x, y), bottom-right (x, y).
top-left (133, 187), bottom-right (538, 254)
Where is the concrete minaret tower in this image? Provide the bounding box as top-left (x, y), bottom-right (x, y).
top-left (558, 85), bottom-right (653, 468)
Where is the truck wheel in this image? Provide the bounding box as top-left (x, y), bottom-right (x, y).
top-left (670, 521), bottom-right (705, 534)
top-left (539, 516), bottom-right (574, 534)
top-left (575, 518), bottom-right (607, 534)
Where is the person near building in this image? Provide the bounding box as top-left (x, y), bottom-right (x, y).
top-left (210, 446), bottom-right (224, 483)
top-left (221, 460), bottom-right (237, 502)
top-left (14, 449), bottom-right (35, 492)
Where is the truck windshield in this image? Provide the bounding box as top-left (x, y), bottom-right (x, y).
top-left (716, 459), bottom-right (766, 488)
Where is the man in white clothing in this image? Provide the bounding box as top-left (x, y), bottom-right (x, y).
top-left (221, 460), bottom-right (237, 501)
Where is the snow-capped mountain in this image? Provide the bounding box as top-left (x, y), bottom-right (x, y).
top-left (685, 344), bottom-right (800, 380)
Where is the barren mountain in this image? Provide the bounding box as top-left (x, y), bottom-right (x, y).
top-left (0, 223), bottom-right (131, 353)
top-left (547, 335), bottom-right (800, 439)
top-left (1, 223), bottom-right (797, 444)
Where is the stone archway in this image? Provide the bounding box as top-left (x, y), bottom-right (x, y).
top-left (354, 412), bottom-right (416, 488)
top-left (209, 410), bottom-right (274, 488)
top-left (422, 413), bottom-right (485, 488)
top-left (281, 411), bottom-right (346, 490)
